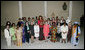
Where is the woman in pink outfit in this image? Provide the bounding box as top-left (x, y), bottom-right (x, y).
top-left (43, 21), bottom-right (49, 42)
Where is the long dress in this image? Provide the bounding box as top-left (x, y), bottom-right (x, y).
top-left (4, 28), bottom-right (11, 47)
top-left (24, 25), bottom-right (30, 43)
top-left (34, 25), bottom-right (40, 37)
top-left (38, 20), bottom-right (44, 40)
top-left (10, 27), bottom-right (16, 41)
top-left (61, 25), bottom-right (68, 39)
top-left (71, 25), bottom-right (81, 45)
top-left (22, 27), bottom-right (25, 43)
top-left (67, 25), bottom-right (72, 42)
top-left (43, 24), bottom-right (49, 37)
top-left (50, 25), bottom-right (57, 42)
top-left (15, 28), bottom-right (22, 46)
top-left (30, 25), bottom-right (34, 36)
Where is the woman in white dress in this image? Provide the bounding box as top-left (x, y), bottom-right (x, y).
top-left (4, 24), bottom-right (11, 47)
top-left (61, 21), bottom-right (68, 43)
top-left (34, 22), bottom-right (40, 40)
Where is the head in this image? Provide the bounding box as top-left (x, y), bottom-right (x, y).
top-left (18, 18), bottom-right (22, 21)
top-left (36, 16), bottom-right (38, 20)
top-left (25, 21), bottom-right (28, 26)
top-left (61, 16), bottom-right (64, 20)
top-left (6, 21), bottom-right (11, 27)
top-left (16, 24), bottom-right (19, 29)
top-left (31, 22), bottom-right (33, 25)
top-left (28, 17), bottom-right (30, 21)
top-left (64, 21), bottom-right (66, 26)
top-left (32, 17), bottom-right (34, 21)
top-left (39, 15), bottom-right (43, 20)
top-left (23, 17), bottom-right (26, 21)
top-left (47, 18), bottom-right (50, 21)
top-left (6, 24), bottom-right (10, 29)
top-left (52, 22), bottom-right (56, 26)
top-left (56, 16), bottom-right (58, 19)
top-left (11, 23), bottom-right (15, 27)
top-left (35, 22), bottom-right (38, 25)
top-left (74, 22), bottom-right (79, 26)
top-left (45, 20), bottom-right (48, 25)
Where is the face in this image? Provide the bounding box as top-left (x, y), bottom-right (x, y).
top-left (7, 25), bottom-right (9, 29)
top-left (26, 22), bottom-right (28, 26)
top-left (13, 24), bottom-right (15, 27)
top-left (31, 22), bottom-right (33, 25)
top-left (40, 17), bottom-right (42, 20)
top-left (36, 23), bottom-right (37, 25)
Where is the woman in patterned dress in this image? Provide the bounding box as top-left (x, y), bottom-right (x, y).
top-left (15, 24), bottom-right (22, 46)
top-left (50, 22), bottom-right (57, 43)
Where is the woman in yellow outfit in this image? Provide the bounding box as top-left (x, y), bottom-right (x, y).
top-left (15, 24), bottom-right (23, 46)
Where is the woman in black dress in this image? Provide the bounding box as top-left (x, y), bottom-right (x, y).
top-left (24, 21), bottom-right (30, 43)
top-left (30, 21), bottom-right (34, 43)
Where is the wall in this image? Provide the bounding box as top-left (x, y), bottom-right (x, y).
top-left (1, 1), bottom-right (84, 26)
top-left (1, 1), bottom-right (19, 26)
top-left (22, 1), bottom-right (44, 19)
top-left (47, 1), bottom-right (69, 20)
top-left (72, 1), bottom-right (84, 24)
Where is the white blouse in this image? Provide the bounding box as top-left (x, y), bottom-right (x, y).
top-left (4, 29), bottom-right (11, 38)
top-left (34, 25), bottom-right (40, 33)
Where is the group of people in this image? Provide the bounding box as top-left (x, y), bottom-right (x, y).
top-left (4, 15), bottom-right (81, 47)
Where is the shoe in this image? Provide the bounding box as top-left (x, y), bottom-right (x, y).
top-left (74, 44), bottom-right (76, 46)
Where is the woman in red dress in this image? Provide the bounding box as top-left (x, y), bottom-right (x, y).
top-left (38, 15), bottom-right (44, 40)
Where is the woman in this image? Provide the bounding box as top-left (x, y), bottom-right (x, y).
top-left (10, 23), bottom-right (16, 45)
top-left (61, 21), bottom-right (68, 43)
top-left (71, 22), bottom-right (81, 46)
top-left (50, 22), bottom-right (57, 43)
top-left (34, 22), bottom-right (40, 41)
top-left (43, 21), bottom-right (49, 42)
top-left (21, 22), bottom-right (25, 43)
top-left (15, 24), bottom-right (22, 46)
top-left (4, 24), bottom-right (11, 47)
top-left (38, 15), bottom-right (44, 40)
top-left (24, 21), bottom-right (30, 43)
top-left (67, 22), bottom-right (72, 43)
top-left (30, 21), bottom-right (34, 43)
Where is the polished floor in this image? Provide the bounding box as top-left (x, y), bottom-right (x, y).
top-left (1, 25), bottom-right (84, 49)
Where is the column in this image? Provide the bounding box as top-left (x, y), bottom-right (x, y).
top-left (19, 1), bottom-right (23, 18)
top-left (69, 1), bottom-right (72, 21)
top-left (44, 1), bottom-right (47, 19)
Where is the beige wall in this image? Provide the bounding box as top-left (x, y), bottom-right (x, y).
top-left (1, 1), bottom-right (19, 26)
top-left (47, 1), bottom-right (69, 20)
top-left (22, 1), bottom-right (44, 19)
top-left (1, 1), bottom-right (84, 26)
top-left (72, 1), bottom-right (84, 24)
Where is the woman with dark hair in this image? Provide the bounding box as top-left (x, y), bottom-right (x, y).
top-left (6, 21), bottom-right (11, 27)
top-left (24, 21), bottom-right (30, 43)
top-left (38, 15), bottom-right (44, 40)
top-left (50, 22), bottom-right (57, 42)
top-left (10, 23), bottom-right (16, 45)
top-left (15, 24), bottom-right (22, 46)
top-left (4, 24), bottom-right (11, 47)
top-left (61, 21), bottom-right (68, 43)
top-left (67, 22), bottom-right (72, 43)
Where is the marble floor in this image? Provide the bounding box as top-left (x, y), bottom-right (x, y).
top-left (1, 26), bottom-right (84, 49)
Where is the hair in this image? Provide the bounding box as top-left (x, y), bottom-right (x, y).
top-left (25, 21), bottom-right (28, 26)
top-left (11, 23), bottom-right (15, 27)
top-left (6, 24), bottom-right (10, 27)
top-left (28, 17), bottom-right (30, 19)
top-left (6, 21), bottom-right (11, 27)
top-left (39, 15), bottom-right (43, 20)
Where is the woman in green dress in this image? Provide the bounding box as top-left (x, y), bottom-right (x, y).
top-left (10, 23), bottom-right (16, 45)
